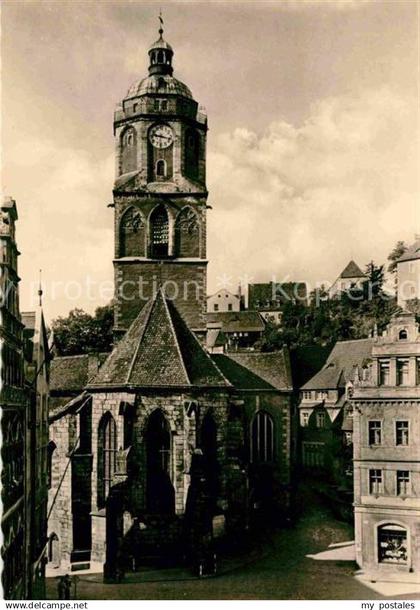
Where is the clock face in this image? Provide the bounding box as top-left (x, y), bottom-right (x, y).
top-left (149, 124), bottom-right (174, 149)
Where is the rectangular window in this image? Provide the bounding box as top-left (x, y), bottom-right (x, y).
top-left (396, 359), bottom-right (409, 386)
top-left (368, 420), bottom-right (382, 446)
top-left (133, 103), bottom-right (138, 113)
top-left (161, 99), bottom-right (168, 111)
top-left (214, 304), bottom-right (219, 311)
top-left (228, 303), bottom-right (233, 311)
top-left (316, 411), bottom-right (325, 428)
top-left (369, 469), bottom-right (382, 494)
top-left (316, 390), bottom-right (329, 400)
top-left (301, 412), bottom-right (309, 427)
top-left (417, 359), bottom-right (420, 385)
top-left (303, 391), bottom-right (312, 400)
top-left (396, 471), bottom-right (410, 496)
top-left (379, 359), bottom-right (390, 386)
top-left (396, 421), bottom-right (409, 446)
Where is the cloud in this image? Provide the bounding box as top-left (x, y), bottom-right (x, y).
top-left (3, 137), bottom-right (115, 318)
top-left (282, 0), bottom-right (371, 10)
top-left (207, 87), bottom-right (419, 293)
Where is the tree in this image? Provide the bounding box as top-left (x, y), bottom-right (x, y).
top-left (364, 261), bottom-right (385, 298)
top-left (52, 304), bottom-right (114, 356)
top-left (387, 241), bottom-right (407, 274)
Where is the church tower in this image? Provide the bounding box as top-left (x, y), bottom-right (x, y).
top-left (113, 20), bottom-right (208, 336)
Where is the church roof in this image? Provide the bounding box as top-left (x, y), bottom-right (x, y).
top-left (397, 240), bottom-right (420, 263)
top-left (339, 260), bottom-right (366, 279)
top-left (301, 338), bottom-right (373, 390)
top-left (212, 350), bottom-right (292, 391)
top-left (88, 290), bottom-right (230, 390)
top-left (126, 74), bottom-right (193, 100)
top-left (206, 311), bottom-right (265, 333)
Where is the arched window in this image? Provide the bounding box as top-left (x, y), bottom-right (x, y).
top-left (175, 206), bottom-right (200, 257)
top-left (399, 329), bottom-right (408, 340)
top-left (97, 413), bottom-right (117, 508)
top-left (120, 206), bottom-right (144, 257)
top-left (120, 127), bottom-right (137, 174)
top-left (157, 50), bottom-right (164, 63)
top-left (47, 441), bottom-right (56, 489)
top-left (146, 410), bottom-right (174, 514)
top-left (251, 411), bottom-right (274, 463)
top-left (378, 524), bottom-right (408, 564)
top-left (149, 205), bottom-right (169, 258)
top-left (200, 412), bottom-right (219, 504)
top-left (48, 533), bottom-right (60, 568)
top-left (156, 159), bottom-right (166, 177)
top-left (184, 128), bottom-right (200, 179)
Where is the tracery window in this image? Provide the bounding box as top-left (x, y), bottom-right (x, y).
top-left (97, 413), bottom-right (117, 508)
top-left (251, 411), bottom-right (274, 463)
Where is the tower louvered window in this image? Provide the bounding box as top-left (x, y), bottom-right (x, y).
top-left (150, 205), bottom-right (169, 257)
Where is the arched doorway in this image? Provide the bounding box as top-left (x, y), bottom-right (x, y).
top-left (146, 410), bottom-right (174, 514)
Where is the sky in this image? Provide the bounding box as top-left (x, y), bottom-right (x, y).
top-left (2, 0), bottom-right (419, 321)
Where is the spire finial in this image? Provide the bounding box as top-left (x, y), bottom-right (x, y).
top-left (38, 269), bottom-right (43, 307)
top-left (158, 9), bottom-right (164, 38)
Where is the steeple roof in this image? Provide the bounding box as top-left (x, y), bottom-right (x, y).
top-left (88, 290), bottom-right (230, 390)
top-left (339, 260), bottom-right (366, 279)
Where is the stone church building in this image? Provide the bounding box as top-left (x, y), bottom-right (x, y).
top-left (48, 24), bottom-right (294, 577)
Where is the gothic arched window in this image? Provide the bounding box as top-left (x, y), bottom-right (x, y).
top-left (175, 206), bottom-right (200, 257)
top-left (146, 410), bottom-right (174, 514)
top-left (149, 205), bottom-right (169, 258)
top-left (120, 127), bottom-right (137, 175)
top-left (200, 412), bottom-right (219, 504)
top-left (47, 441), bottom-right (57, 489)
top-left (120, 207), bottom-right (144, 257)
top-left (184, 128), bottom-right (200, 179)
top-left (251, 411), bottom-right (274, 463)
top-left (97, 413), bottom-right (117, 508)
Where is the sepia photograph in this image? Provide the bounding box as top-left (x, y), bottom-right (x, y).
top-left (1, 0), bottom-right (419, 603)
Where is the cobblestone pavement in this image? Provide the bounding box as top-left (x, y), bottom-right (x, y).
top-left (45, 483), bottom-right (418, 600)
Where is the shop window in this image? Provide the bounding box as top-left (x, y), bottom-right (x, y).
top-left (378, 525), bottom-right (408, 564)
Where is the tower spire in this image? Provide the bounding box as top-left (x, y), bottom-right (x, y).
top-left (159, 9), bottom-right (164, 38)
top-left (38, 269), bottom-right (43, 307)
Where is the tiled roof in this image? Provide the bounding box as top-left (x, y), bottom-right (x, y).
top-left (50, 353), bottom-right (108, 393)
top-left (205, 311), bottom-right (265, 333)
top-left (248, 282), bottom-right (307, 310)
top-left (225, 350), bottom-right (293, 391)
top-left (301, 338), bottom-right (373, 390)
top-left (126, 75), bottom-right (193, 100)
top-left (49, 392), bottom-right (90, 423)
top-left (289, 345), bottom-right (333, 389)
top-left (339, 260), bottom-right (366, 279)
top-left (88, 290), bottom-right (230, 389)
top-left (397, 240), bottom-right (420, 263)
top-left (211, 354), bottom-right (277, 390)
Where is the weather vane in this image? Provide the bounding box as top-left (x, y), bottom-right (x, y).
top-left (159, 9), bottom-right (164, 37)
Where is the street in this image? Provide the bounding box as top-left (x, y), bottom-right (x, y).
top-left (45, 483), bottom-right (415, 600)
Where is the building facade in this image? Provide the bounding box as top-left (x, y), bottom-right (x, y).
top-left (207, 288), bottom-right (242, 313)
top-left (1, 197), bottom-right (26, 598)
top-left (352, 313), bottom-right (420, 582)
top-left (298, 338), bottom-right (373, 487)
top-left (112, 23), bottom-right (208, 336)
top-left (397, 239), bottom-right (420, 310)
top-left (248, 281), bottom-right (308, 324)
